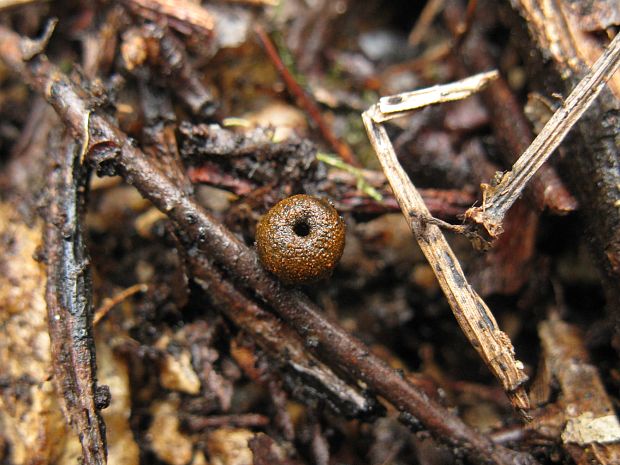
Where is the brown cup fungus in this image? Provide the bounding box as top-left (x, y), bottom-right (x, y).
top-left (256, 195), bottom-right (346, 284)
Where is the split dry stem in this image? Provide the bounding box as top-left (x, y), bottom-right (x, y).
top-left (363, 71), bottom-right (530, 413)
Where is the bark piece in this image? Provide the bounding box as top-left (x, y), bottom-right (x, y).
top-left (45, 136), bottom-right (107, 465)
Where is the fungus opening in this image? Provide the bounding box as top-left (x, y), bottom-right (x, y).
top-left (293, 219), bottom-right (311, 237)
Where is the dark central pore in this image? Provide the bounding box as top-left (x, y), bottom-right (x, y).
top-left (293, 219), bottom-right (311, 237)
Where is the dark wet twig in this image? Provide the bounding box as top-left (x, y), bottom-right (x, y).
top-left (44, 135), bottom-right (107, 465)
top-left (138, 79), bottom-right (193, 192)
top-left (0, 24), bottom-right (538, 465)
top-left (183, 243), bottom-right (379, 418)
top-left (254, 24), bottom-right (360, 167)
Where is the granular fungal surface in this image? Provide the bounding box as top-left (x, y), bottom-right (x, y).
top-left (256, 194), bottom-right (346, 284)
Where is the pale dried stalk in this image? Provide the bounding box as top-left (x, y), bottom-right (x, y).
top-left (464, 32), bottom-right (620, 240)
top-left (362, 71), bottom-right (530, 412)
top-left (375, 70), bottom-right (499, 122)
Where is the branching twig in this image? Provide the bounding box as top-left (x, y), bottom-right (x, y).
top-left (464, 32), bottom-right (620, 241)
top-left (362, 71), bottom-right (530, 413)
top-left (0, 25), bottom-right (538, 465)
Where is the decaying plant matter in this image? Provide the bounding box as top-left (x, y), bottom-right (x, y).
top-left (1, 1), bottom-right (619, 465)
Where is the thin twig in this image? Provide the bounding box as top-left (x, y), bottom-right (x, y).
top-left (362, 71), bottom-right (530, 414)
top-left (452, 0), bottom-right (478, 50)
top-left (254, 24), bottom-right (360, 167)
top-left (0, 25), bottom-right (537, 465)
top-left (395, 0), bottom-right (476, 70)
top-left (464, 32), bottom-right (620, 241)
top-left (93, 284), bottom-right (148, 326)
top-left (407, 0), bottom-right (445, 47)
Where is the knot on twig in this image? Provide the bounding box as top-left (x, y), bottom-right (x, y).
top-left (94, 384), bottom-right (111, 411)
top-left (89, 141), bottom-right (123, 176)
top-left (462, 205), bottom-right (503, 250)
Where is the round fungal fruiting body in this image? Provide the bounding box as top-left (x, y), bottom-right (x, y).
top-left (256, 195), bottom-right (346, 284)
